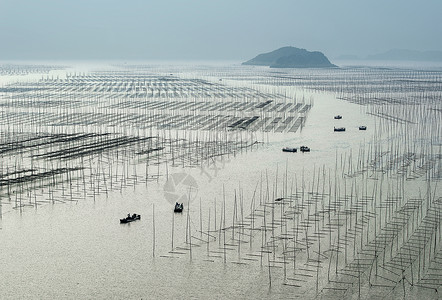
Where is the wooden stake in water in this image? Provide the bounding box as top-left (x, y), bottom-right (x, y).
top-left (200, 197), bottom-right (202, 238)
top-left (207, 208), bottom-right (211, 256)
top-left (171, 210), bottom-right (174, 250)
top-left (223, 184), bottom-right (226, 263)
top-left (187, 198), bottom-right (192, 261)
top-left (153, 203), bottom-right (155, 257)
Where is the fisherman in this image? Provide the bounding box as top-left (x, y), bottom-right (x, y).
top-left (127, 213), bottom-right (131, 218)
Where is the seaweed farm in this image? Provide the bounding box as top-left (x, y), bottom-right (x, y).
top-left (0, 62), bottom-right (441, 299)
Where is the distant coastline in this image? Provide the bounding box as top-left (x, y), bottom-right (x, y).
top-left (336, 49), bottom-right (442, 62)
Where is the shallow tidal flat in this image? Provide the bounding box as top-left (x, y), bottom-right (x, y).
top-left (0, 62), bottom-right (440, 299)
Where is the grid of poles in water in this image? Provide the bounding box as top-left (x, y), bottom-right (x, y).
top-left (166, 157), bottom-right (440, 298)
top-left (0, 129), bottom-right (261, 214)
top-left (0, 64), bottom-right (66, 76)
top-left (154, 65), bottom-right (441, 298)
top-left (0, 63), bottom-right (441, 298)
top-left (0, 70), bottom-right (311, 133)
top-left (0, 65), bottom-right (310, 215)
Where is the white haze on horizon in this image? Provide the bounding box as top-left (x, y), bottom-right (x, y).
top-left (0, 0), bottom-right (441, 61)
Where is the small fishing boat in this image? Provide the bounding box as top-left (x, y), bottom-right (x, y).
top-left (282, 147), bottom-right (297, 152)
top-left (334, 127), bottom-right (346, 132)
top-left (120, 214), bottom-right (141, 223)
top-left (174, 202), bottom-right (184, 213)
top-left (334, 115), bottom-right (342, 119)
top-left (359, 126), bottom-right (367, 130)
top-left (300, 146), bottom-right (310, 152)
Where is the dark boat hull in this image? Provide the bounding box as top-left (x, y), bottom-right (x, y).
top-left (120, 215), bottom-right (141, 223)
top-left (174, 203), bottom-right (184, 213)
top-left (300, 146), bottom-right (310, 152)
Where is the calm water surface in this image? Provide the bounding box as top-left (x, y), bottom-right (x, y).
top-left (0, 63), bottom-right (439, 299)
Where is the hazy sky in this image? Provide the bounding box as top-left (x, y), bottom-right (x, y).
top-left (1, 0), bottom-right (441, 61)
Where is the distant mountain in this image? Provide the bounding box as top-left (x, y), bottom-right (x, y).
top-left (243, 46), bottom-right (337, 68)
top-left (366, 49), bottom-right (442, 61)
top-left (335, 54), bottom-right (360, 60)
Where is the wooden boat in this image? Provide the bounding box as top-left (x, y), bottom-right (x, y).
top-left (120, 214), bottom-right (141, 223)
top-left (334, 127), bottom-right (346, 132)
top-left (174, 202), bottom-right (184, 213)
top-left (300, 146), bottom-right (310, 152)
top-left (334, 115), bottom-right (342, 119)
top-left (282, 147), bottom-right (297, 152)
top-left (359, 126), bottom-right (367, 130)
